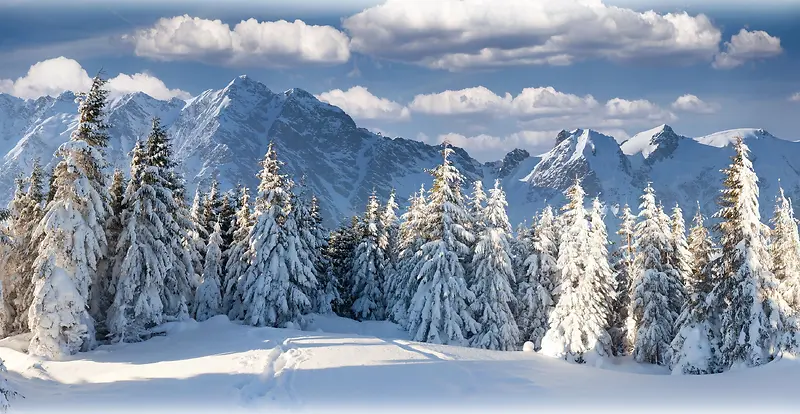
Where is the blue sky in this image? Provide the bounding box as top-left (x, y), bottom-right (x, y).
top-left (0, 0), bottom-right (798, 161)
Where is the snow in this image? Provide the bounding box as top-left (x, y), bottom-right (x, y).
top-left (620, 124), bottom-right (668, 157)
top-left (694, 128), bottom-right (773, 148)
top-left (1, 315), bottom-right (800, 412)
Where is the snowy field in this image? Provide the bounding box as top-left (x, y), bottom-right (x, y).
top-left (0, 315), bottom-right (798, 414)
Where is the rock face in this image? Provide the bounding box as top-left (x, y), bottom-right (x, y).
top-left (0, 76), bottom-right (799, 234)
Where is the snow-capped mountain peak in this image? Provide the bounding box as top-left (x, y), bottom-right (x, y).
top-left (694, 128), bottom-right (775, 148)
top-left (620, 124), bottom-right (685, 161)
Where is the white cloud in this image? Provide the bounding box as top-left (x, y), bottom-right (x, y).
top-left (713, 29), bottom-right (783, 69)
top-left (409, 86), bottom-right (597, 118)
top-left (316, 86), bottom-right (410, 121)
top-left (124, 15), bottom-right (350, 67)
top-left (343, 0), bottom-right (726, 71)
top-left (605, 98), bottom-right (676, 122)
top-left (789, 92), bottom-right (800, 102)
top-left (671, 94), bottom-right (718, 114)
top-left (420, 130), bottom-right (560, 162)
top-left (0, 57), bottom-right (189, 100)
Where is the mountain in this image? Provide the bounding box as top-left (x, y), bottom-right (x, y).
top-left (0, 76), bottom-right (798, 235)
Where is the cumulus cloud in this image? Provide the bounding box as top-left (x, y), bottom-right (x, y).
top-left (0, 57), bottom-right (190, 100)
top-left (316, 86), bottom-right (410, 121)
top-left (419, 130), bottom-right (560, 162)
top-left (409, 86), bottom-right (597, 118)
top-left (671, 94), bottom-right (718, 114)
top-left (713, 29), bottom-right (783, 69)
top-left (124, 15), bottom-right (350, 67)
top-left (343, 0), bottom-right (727, 71)
top-left (605, 98), bottom-right (676, 121)
top-left (789, 92), bottom-right (800, 102)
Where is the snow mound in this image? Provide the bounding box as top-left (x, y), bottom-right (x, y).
top-left (522, 341), bottom-right (535, 352)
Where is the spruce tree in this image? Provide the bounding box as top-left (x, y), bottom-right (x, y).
top-left (469, 180), bottom-right (520, 350)
top-left (611, 203), bottom-right (636, 356)
top-left (239, 143), bottom-right (317, 328)
top-left (630, 184), bottom-right (681, 365)
top-left (188, 187), bottom-right (206, 284)
top-left (712, 137), bottom-right (782, 369)
top-left (406, 146), bottom-right (478, 345)
top-left (379, 190), bottom-right (400, 314)
top-left (218, 193), bottom-right (236, 256)
top-left (770, 185), bottom-right (800, 315)
top-left (202, 179), bottom-right (222, 239)
top-left (389, 186), bottom-right (426, 326)
top-left (222, 186), bottom-right (253, 319)
top-left (94, 168), bottom-right (127, 332)
top-left (540, 179), bottom-right (612, 363)
top-left (195, 222), bottom-right (223, 322)
top-left (670, 208), bottom-right (718, 374)
top-left (517, 206), bottom-right (557, 350)
top-left (350, 192), bottom-right (387, 320)
top-left (586, 197), bottom-right (616, 344)
top-left (310, 195), bottom-right (338, 314)
top-left (325, 216), bottom-right (361, 318)
top-left (28, 74), bottom-right (112, 358)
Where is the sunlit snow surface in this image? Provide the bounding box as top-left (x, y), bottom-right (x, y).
top-left (0, 314), bottom-right (798, 413)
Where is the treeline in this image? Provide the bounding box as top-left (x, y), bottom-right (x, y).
top-left (0, 74), bottom-right (798, 384)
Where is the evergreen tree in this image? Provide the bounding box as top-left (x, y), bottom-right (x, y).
top-left (188, 187), bottom-right (206, 283)
top-left (670, 208), bottom-right (718, 374)
top-left (239, 143), bottom-right (317, 328)
top-left (326, 216), bottom-right (361, 318)
top-left (195, 222), bottom-right (223, 322)
top-left (540, 179), bottom-right (612, 363)
top-left (3, 160), bottom-right (46, 334)
top-left (587, 197), bottom-right (616, 343)
top-left (310, 195), bottom-right (338, 314)
top-left (770, 185), bottom-right (800, 316)
top-left (630, 184), bottom-right (681, 365)
top-left (202, 179), bottom-right (222, 239)
top-left (95, 168), bottom-right (127, 331)
top-left (671, 205), bottom-right (692, 290)
top-left (469, 180), bottom-right (520, 350)
top-left (292, 178), bottom-right (329, 316)
top-left (389, 186), bottom-right (426, 326)
top-left (28, 74), bottom-right (111, 358)
top-left (712, 137), bottom-right (782, 369)
top-left (350, 192), bottom-right (387, 320)
top-left (218, 193), bottom-right (236, 256)
top-left (406, 146), bottom-right (478, 345)
top-left (517, 206), bottom-right (557, 350)
top-left (611, 203), bottom-right (636, 356)
top-left (222, 186), bottom-right (253, 318)
top-left (379, 190), bottom-right (400, 314)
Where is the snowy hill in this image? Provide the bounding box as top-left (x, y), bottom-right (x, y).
top-left (0, 315), bottom-right (798, 413)
top-left (0, 77), bottom-right (799, 230)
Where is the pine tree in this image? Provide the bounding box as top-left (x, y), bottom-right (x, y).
top-left (770, 185), bottom-right (800, 316)
top-left (292, 178), bottom-right (328, 317)
top-left (406, 146), bottom-right (478, 345)
top-left (188, 187), bottom-right (206, 283)
top-left (218, 193), bottom-right (236, 256)
top-left (195, 222), bottom-right (223, 322)
top-left (379, 190), bottom-right (400, 314)
top-left (517, 206), bottom-right (557, 350)
top-left (630, 184), bottom-right (681, 365)
top-left (93, 168), bottom-right (127, 332)
top-left (586, 197), bottom-right (616, 345)
top-left (540, 179), bottom-right (612, 363)
top-left (469, 180), bottom-right (520, 350)
top-left (3, 160), bottom-right (46, 334)
top-left (350, 192), bottom-right (387, 320)
top-left (239, 143), bottom-right (317, 328)
top-left (326, 216), bottom-right (361, 318)
top-left (310, 195), bottom-right (338, 314)
top-left (671, 205), bottom-right (692, 290)
top-left (28, 74), bottom-right (112, 358)
top-left (202, 179), bottom-right (222, 239)
top-left (389, 186), bottom-right (427, 326)
top-left (222, 186), bottom-right (253, 319)
top-left (712, 137), bottom-right (782, 369)
top-left (670, 208), bottom-right (718, 374)
top-left (611, 203), bottom-right (636, 356)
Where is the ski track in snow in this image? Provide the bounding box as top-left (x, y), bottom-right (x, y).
top-left (235, 336), bottom-right (309, 409)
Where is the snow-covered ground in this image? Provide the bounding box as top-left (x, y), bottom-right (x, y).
top-left (0, 314), bottom-right (798, 413)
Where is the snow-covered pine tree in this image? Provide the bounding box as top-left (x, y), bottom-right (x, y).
top-left (202, 179), bottom-right (222, 239)
top-left (239, 143), bottom-right (317, 328)
top-left (662, 205), bottom-right (687, 320)
top-left (310, 195), bottom-right (338, 314)
top-left (379, 189), bottom-right (399, 314)
top-left (630, 184), bottom-right (681, 365)
top-left (325, 216), bottom-right (361, 318)
top-left (190, 187), bottom-right (207, 259)
top-left (610, 203), bottom-right (636, 356)
top-left (671, 205), bottom-right (692, 289)
top-left (670, 208), bottom-right (718, 374)
top-left (388, 186), bottom-right (427, 326)
top-left (93, 168), bottom-right (127, 332)
top-left (469, 180), bottom-right (520, 350)
top-left (218, 193), bottom-right (236, 256)
top-left (586, 197), bottom-right (616, 342)
top-left (770, 185), bottom-right (800, 316)
top-left (28, 74), bottom-right (112, 358)
top-left (291, 178), bottom-right (328, 317)
top-left (146, 117), bottom-right (195, 320)
top-left (350, 191), bottom-right (387, 321)
top-left (517, 207), bottom-right (557, 350)
top-left (540, 178), bottom-right (612, 363)
top-left (465, 180), bottom-right (487, 285)
top-left (406, 145), bottom-right (478, 345)
top-left (195, 221), bottom-right (223, 322)
top-left (222, 186), bottom-right (253, 319)
top-left (712, 137), bottom-right (782, 369)
top-left (3, 160), bottom-right (46, 334)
